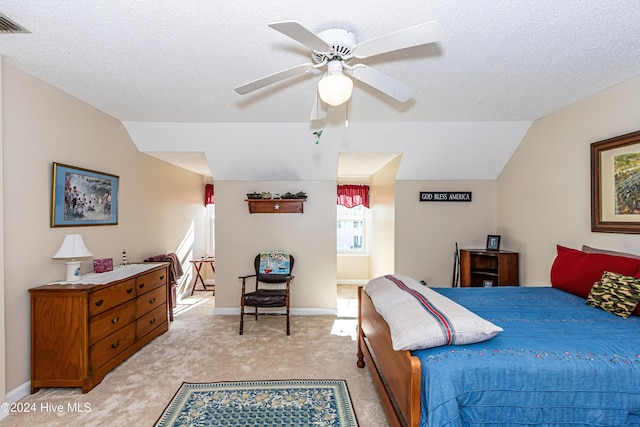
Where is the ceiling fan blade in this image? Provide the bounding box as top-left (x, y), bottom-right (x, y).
top-left (268, 21), bottom-right (332, 52)
top-left (352, 21), bottom-right (444, 59)
top-left (235, 63), bottom-right (314, 95)
top-left (348, 64), bottom-right (415, 102)
top-left (310, 89), bottom-right (327, 121)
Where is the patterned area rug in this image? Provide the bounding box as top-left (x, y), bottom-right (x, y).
top-left (154, 379), bottom-right (359, 426)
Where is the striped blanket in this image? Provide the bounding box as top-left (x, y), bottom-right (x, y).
top-left (364, 275), bottom-right (502, 351)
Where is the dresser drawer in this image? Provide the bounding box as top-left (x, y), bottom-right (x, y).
top-left (89, 279), bottom-right (136, 317)
top-left (136, 285), bottom-right (166, 316)
top-left (136, 267), bottom-right (167, 296)
top-left (136, 305), bottom-right (167, 339)
top-left (89, 323), bottom-right (135, 372)
top-left (89, 300), bottom-right (136, 346)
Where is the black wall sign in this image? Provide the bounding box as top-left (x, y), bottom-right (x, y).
top-left (420, 192), bottom-right (472, 202)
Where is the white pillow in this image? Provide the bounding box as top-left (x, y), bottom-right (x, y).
top-left (365, 275), bottom-right (503, 351)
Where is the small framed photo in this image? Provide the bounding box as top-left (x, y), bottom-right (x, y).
top-left (486, 235), bottom-right (501, 251)
top-left (51, 162), bottom-right (119, 227)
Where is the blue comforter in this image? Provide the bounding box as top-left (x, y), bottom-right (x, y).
top-left (412, 287), bottom-right (640, 427)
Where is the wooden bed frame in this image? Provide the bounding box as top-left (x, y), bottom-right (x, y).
top-left (356, 285), bottom-right (422, 427)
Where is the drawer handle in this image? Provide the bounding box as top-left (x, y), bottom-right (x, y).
top-left (126, 288), bottom-right (133, 294)
top-left (111, 316), bottom-right (119, 325)
top-left (149, 297), bottom-right (156, 304)
top-left (138, 283), bottom-right (145, 289)
top-left (111, 340), bottom-right (120, 349)
top-left (95, 299), bottom-right (104, 307)
top-left (149, 318), bottom-right (156, 325)
top-left (160, 275), bottom-right (165, 281)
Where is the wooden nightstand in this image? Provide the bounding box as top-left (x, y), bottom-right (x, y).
top-left (459, 249), bottom-right (519, 287)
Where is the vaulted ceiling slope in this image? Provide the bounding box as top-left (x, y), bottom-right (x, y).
top-left (2, 2), bottom-right (640, 180)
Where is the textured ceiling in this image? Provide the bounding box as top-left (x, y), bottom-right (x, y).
top-left (1, 2), bottom-right (640, 179)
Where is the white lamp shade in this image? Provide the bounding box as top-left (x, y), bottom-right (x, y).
top-left (318, 74), bottom-right (353, 106)
top-left (52, 234), bottom-right (93, 259)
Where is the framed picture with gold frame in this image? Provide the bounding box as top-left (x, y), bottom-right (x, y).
top-left (591, 130), bottom-right (640, 234)
top-left (50, 162), bottom-right (119, 227)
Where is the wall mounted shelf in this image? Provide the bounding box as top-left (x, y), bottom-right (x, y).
top-left (245, 199), bottom-right (305, 214)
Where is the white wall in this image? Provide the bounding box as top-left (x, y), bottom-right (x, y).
top-left (498, 75), bottom-right (640, 285)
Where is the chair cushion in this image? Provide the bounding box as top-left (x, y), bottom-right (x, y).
top-left (244, 289), bottom-right (287, 307)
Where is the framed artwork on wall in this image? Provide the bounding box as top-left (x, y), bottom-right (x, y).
top-left (591, 130), bottom-right (640, 234)
top-left (50, 162), bottom-right (119, 227)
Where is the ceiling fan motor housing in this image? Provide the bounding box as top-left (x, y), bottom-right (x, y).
top-left (313, 29), bottom-right (357, 64)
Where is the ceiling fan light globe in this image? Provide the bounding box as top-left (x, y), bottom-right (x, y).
top-left (317, 74), bottom-right (353, 106)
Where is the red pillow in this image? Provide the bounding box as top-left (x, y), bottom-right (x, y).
top-left (634, 270), bottom-right (640, 317)
top-left (550, 245), bottom-right (640, 298)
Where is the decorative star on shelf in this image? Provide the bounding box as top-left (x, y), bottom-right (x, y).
top-left (274, 204), bottom-right (280, 210)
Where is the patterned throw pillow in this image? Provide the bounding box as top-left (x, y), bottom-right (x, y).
top-left (587, 271), bottom-right (640, 318)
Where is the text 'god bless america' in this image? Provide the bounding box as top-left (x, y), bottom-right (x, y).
top-left (419, 192), bottom-right (472, 202)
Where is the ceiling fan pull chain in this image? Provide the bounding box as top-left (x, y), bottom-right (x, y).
top-left (345, 101), bottom-right (349, 128)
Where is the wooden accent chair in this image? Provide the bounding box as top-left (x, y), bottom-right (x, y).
top-left (239, 252), bottom-right (294, 335)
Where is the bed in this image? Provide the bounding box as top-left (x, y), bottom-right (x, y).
top-left (357, 246), bottom-right (640, 427)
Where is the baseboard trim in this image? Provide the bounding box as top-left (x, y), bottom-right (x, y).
top-left (3, 380), bottom-right (31, 419)
top-left (337, 280), bottom-right (368, 285)
top-left (214, 307), bottom-right (337, 316)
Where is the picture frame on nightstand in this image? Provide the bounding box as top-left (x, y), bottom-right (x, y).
top-left (486, 235), bottom-right (501, 251)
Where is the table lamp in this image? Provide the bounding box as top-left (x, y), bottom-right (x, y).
top-left (52, 234), bottom-right (94, 281)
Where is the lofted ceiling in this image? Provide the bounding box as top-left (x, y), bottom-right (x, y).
top-left (1, 2), bottom-right (640, 180)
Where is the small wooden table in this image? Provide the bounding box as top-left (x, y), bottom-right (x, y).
top-left (190, 257), bottom-right (215, 295)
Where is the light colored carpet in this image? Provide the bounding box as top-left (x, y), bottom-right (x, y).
top-left (2, 288), bottom-right (388, 426)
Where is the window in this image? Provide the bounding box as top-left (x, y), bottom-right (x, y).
top-left (337, 204), bottom-right (366, 252)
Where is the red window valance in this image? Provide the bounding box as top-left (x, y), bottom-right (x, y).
top-left (205, 184), bottom-right (214, 205)
top-left (337, 185), bottom-right (369, 208)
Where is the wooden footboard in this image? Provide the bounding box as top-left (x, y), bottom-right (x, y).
top-left (357, 285), bottom-right (422, 427)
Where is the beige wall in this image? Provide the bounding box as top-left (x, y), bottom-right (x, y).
top-left (337, 255), bottom-right (369, 283)
top-left (498, 75), bottom-right (640, 285)
top-left (395, 180), bottom-right (498, 286)
top-left (369, 156), bottom-right (401, 278)
top-left (0, 60), bottom-right (6, 408)
top-left (2, 64), bottom-right (205, 393)
top-left (213, 180), bottom-right (337, 314)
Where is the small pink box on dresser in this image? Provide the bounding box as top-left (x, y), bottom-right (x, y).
top-left (93, 258), bottom-right (113, 273)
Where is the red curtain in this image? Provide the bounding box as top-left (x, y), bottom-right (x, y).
top-left (205, 184), bottom-right (214, 205)
top-left (337, 185), bottom-right (369, 208)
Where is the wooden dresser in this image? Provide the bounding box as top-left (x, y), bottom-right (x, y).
top-left (29, 263), bottom-right (170, 393)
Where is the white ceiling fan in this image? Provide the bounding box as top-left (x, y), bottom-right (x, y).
top-left (234, 21), bottom-right (444, 119)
